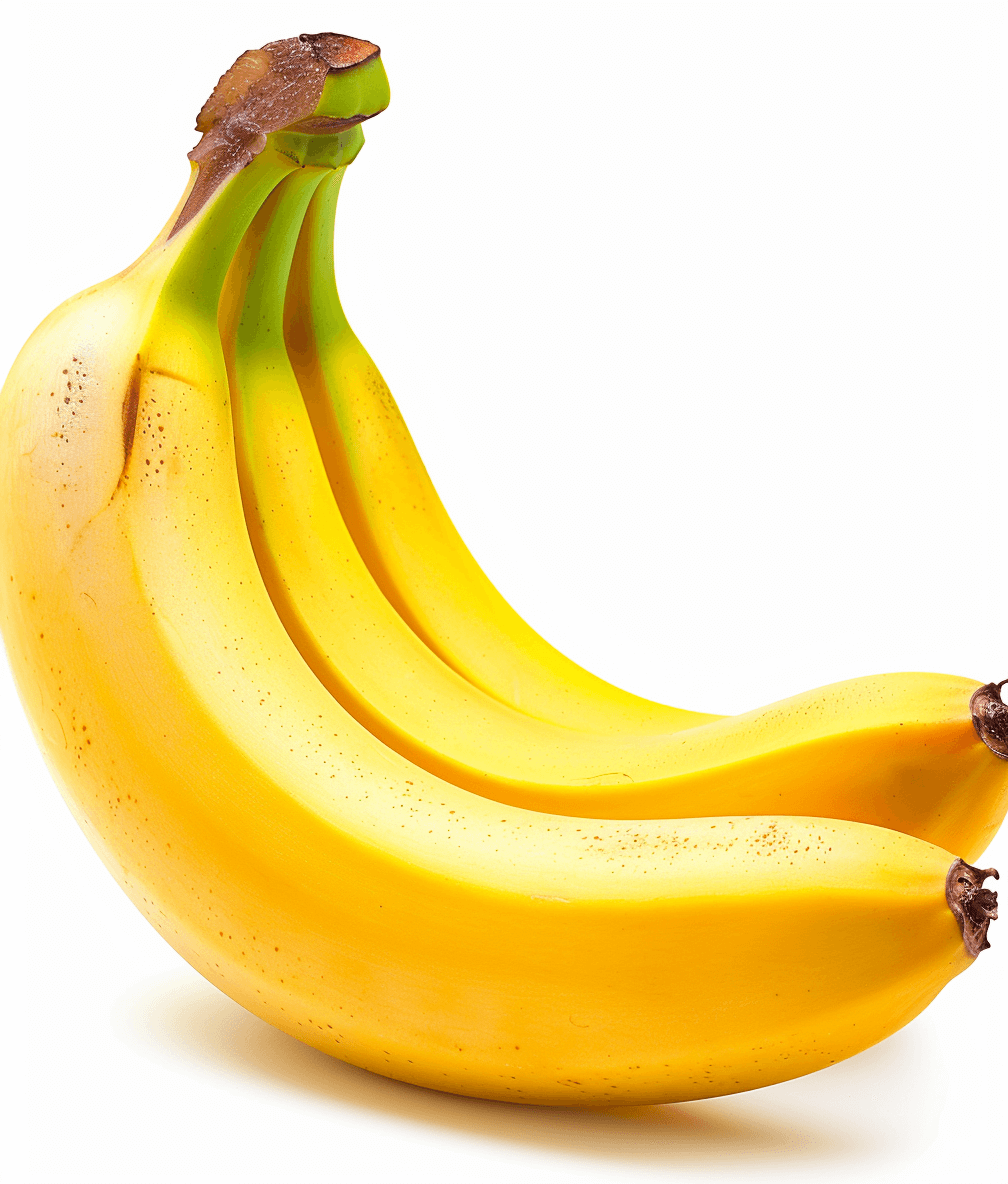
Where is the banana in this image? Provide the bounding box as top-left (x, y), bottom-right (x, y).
top-left (0, 34), bottom-right (1001, 1107)
top-left (283, 168), bottom-right (715, 736)
top-left (226, 138), bottom-right (1008, 860)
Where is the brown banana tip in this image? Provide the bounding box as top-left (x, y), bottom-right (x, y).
top-left (947, 858), bottom-right (999, 957)
top-left (171, 32), bottom-right (381, 239)
top-left (970, 680), bottom-right (1008, 760)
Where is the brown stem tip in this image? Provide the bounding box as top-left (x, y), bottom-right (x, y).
top-left (170, 33), bottom-right (381, 238)
top-left (970, 680), bottom-right (1008, 760)
top-left (946, 858), bottom-right (999, 957)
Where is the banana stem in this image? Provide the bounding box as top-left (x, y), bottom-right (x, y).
top-left (285, 169), bottom-right (350, 352)
top-left (223, 169), bottom-right (335, 363)
top-left (139, 129), bottom-right (365, 387)
top-left (143, 32), bottom-right (386, 383)
top-left (171, 34), bottom-right (386, 238)
top-left (143, 150), bottom-right (300, 381)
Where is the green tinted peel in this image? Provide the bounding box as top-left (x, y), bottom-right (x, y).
top-left (312, 56), bottom-right (390, 121)
top-left (231, 169), bottom-right (331, 368)
top-left (145, 150), bottom-right (299, 376)
top-left (299, 171), bottom-right (352, 346)
top-left (268, 125), bottom-right (365, 170)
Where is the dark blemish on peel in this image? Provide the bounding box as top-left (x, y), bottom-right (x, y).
top-left (119, 357), bottom-right (141, 487)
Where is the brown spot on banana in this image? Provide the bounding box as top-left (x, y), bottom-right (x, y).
top-left (118, 355), bottom-right (141, 489)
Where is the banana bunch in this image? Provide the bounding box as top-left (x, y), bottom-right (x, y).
top-left (1, 34), bottom-right (1004, 1107)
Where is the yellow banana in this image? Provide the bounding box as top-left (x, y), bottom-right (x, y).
top-left (226, 139), bottom-right (1008, 860)
top-left (284, 174), bottom-right (716, 736)
top-left (0, 34), bottom-right (1001, 1107)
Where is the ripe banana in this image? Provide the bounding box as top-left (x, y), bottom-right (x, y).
top-left (0, 34), bottom-right (1001, 1106)
top-left (226, 129), bottom-right (1008, 859)
top-left (283, 165), bottom-right (714, 736)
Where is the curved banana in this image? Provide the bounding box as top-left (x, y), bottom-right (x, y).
top-left (228, 150), bottom-right (1008, 859)
top-left (0, 310), bottom-right (994, 1105)
top-left (283, 171), bottom-right (716, 735)
top-left (0, 34), bottom-right (1000, 1107)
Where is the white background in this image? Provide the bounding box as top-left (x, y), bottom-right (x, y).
top-left (1, 2), bottom-right (1005, 1180)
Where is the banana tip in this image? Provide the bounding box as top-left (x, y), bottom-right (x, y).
top-left (946, 858), bottom-right (999, 957)
top-left (970, 680), bottom-right (1008, 760)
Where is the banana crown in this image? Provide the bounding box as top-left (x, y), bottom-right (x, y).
top-left (174, 33), bottom-right (389, 238)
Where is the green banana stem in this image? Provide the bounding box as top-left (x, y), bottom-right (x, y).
top-left (138, 26), bottom-right (387, 380)
top-left (313, 55), bottom-right (390, 122)
top-left (226, 171), bottom-right (334, 367)
top-left (286, 168), bottom-right (352, 347)
top-left (144, 125), bottom-right (366, 385)
top-left (143, 149), bottom-right (300, 379)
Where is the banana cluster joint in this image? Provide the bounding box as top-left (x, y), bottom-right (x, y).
top-left (172, 33), bottom-right (387, 238)
top-left (971, 680), bottom-right (1008, 760)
